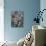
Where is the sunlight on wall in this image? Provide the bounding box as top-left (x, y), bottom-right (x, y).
top-left (0, 8), bottom-right (4, 42)
top-left (0, 0), bottom-right (4, 42)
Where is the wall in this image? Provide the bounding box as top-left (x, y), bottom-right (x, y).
top-left (40, 0), bottom-right (46, 27)
top-left (4, 0), bottom-right (40, 42)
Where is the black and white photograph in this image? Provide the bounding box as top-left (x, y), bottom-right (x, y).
top-left (11, 11), bottom-right (24, 27)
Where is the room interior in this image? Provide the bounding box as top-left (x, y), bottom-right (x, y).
top-left (0, 0), bottom-right (46, 46)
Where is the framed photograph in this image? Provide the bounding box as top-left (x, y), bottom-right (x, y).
top-left (11, 11), bottom-right (24, 27)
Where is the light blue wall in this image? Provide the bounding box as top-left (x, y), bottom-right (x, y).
top-left (4, 0), bottom-right (40, 42)
top-left (40, 0), bottom-right (46, 27)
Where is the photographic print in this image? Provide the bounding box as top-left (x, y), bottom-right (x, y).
top-left (11, 11), bottom-right (24, 27)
